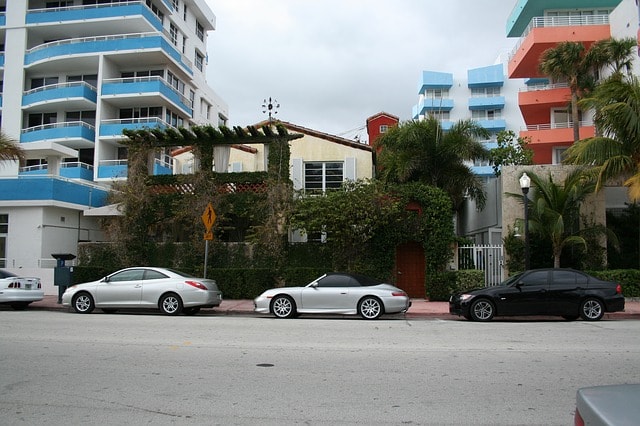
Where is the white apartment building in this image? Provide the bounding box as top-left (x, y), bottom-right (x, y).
top-left (0, 0), bottom-right (228, 292)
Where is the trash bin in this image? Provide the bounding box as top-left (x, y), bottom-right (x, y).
top-left (52, 253), bottom-right (76, 304)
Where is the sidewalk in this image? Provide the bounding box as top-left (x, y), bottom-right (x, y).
top-left (26, 295), bottom-right (640, 319)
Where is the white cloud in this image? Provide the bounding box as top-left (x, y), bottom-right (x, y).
top-left (205, 0), bottom-right (517, 140)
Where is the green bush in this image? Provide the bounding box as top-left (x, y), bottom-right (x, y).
top-left (588, 269), bottom-right (640, 297)
top-left (426, 270), bottom-right (487, 301)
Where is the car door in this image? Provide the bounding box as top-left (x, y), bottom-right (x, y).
top-left (300, 274), bottom-right (355, 310)
top-left (139, 269), bottom-right (171, 307)
top-left (547, 270), bottom-right (583, 315)
top-left (95, 269), bottom-right (144, 307)
top-left (498, 270), bottom-right (550, 316)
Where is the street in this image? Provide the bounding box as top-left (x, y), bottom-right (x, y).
top-left (1, 311), bottom-right (639, 425)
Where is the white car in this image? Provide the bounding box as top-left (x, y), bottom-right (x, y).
top-left (0, 269), bottom-right (44, 310)
top-left (254, 272), bottom-right (411, 320)
top-left (62, 267), bottom-right (222, 315)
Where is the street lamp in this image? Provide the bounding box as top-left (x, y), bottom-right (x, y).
top-left (519, 172), bottom-right (531, 270)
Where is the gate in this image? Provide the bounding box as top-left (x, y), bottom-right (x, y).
top-left (457, 245), bottom-right (504, 286)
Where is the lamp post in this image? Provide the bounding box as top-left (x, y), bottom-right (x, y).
top-left (519, 172), bottom-right (531, 270)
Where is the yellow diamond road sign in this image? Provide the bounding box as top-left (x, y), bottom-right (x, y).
top-left (201, 203), bottom-right (216, 232)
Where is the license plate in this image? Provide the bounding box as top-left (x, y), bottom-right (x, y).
top-left (25, 284), bottom-right (32, 289)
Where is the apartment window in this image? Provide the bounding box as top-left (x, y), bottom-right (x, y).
top-left (46, 1), bottom-right (74, 8)
top-left (425, 88), bottom-right (449, 98)
top-left (189, 90), bottom-right (195, 108)
top-left (429, 111), bottom-right (450, 120)
top-left (196, 21), bottom-right (205, 41)
top-left (0, 214), bottom-right (7, 267)
top-left (145, 0), bottom-right (164, 23)
top-left (119, 107), bottom-right (162, 119)
top-left (121, 70), bottom-right (164, 79)
top-left (471, 86), bottom-right (501, 97)
top-left (66, 111), bottom-right (96, 126)
top-left (304, 162), bottom-right (344, 193)
top-left (183, 4), bottom-right (187, 20)
top-left (28, 113), bottom-right (57, 128)
top-left (30, 77), bottom-right (59, 89)
top-left (165, 109), bottom-right (184, 128)
top-left (171, 0), bottom-right (179, 11)
top-left (195, 51), bottom-right (204, 71)
top-left (167, 71), bottom-right (185, 94)
top-left (169, 23), bottom-right (178, 46)
top-left (67, 74), bottom-right (98, 87)
top-left (472, 109), bottom-right (502, 120)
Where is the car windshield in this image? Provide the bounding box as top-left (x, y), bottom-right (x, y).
top-left (500, 272), bottom-right (524, 286)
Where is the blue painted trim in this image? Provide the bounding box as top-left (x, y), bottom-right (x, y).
top-left (98, 165), bottom-right (128, 179)
top-left (417, 71), bottom-right (453, 93)
top-left (0, 14), bottom-right (5, 27)
top-left (153, 163), bottom-right (173, 175)
top-left (99, 120), bottom-right (168, 137)
top-left (22, 85), bottom-right (97, 107)
top-left (26, 4), bottom-right (163, 32)
top-left (468, 96), bottom-right (506, 110)
top-left (0, 177), bottom-right (108, 207)
top-left (102, 80), bottom-right (193, 116)
top-left (474, 119), bottom-right (507, 131)
top-left (60, 166), bottom-right (94, 181)
top-left (25, 35), bottom-right (193, 76)
top-left (416, 98), bottom-right (454, 115)
top-left (468, 64), bottom-right (505, 88)
top-left (20, 125), bottom-right (95, 144)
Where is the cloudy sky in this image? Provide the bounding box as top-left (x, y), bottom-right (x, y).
top-left (205, 1), bottom-right (518, 141)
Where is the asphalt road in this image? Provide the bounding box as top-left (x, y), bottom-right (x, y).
top-left (1, 311), bottom-right (639, 425)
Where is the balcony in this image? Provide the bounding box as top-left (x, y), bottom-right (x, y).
top-left (474, 119), bottom-right (507, 132)
top-left (21, 121), bottom-right (96, 148)
top-left (99, 117), bottom-right (171, 138)
top-left (98, 159), bottom-right (128, 180)
top-left (102, 77), bottom-right (193, 117)
top-left (25, 33), bottom-right (193, 76)
top-left (468, 96), bottom-right (505, 111)
top-left (26, 1), bottom-right (163, 33)
top-left (413, 98), bottom-right (454, 117)
top-left (508, 15), bottom-right (612, 79)
top-left (22, 82), bottom-right (97, 111)
top-left (0, 176), bottom-right (108, 208)
top-left (61, 162), bottom-right (95, 181)
top-left (518, 83), bottom-right (570, 122)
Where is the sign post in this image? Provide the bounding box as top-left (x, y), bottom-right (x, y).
top-left (201, 203), bottom-right (216, 278)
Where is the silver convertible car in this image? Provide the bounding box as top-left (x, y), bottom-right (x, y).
top-left (62, 267), bottom-right (222, 315)
top-left (254, 272), bottom-right (411, 320)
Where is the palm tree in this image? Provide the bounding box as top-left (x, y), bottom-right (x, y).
top-left (375, 116), bottom-right (490, 210)
top-left (510, 168), bottom-right (597, 268)
top-left (538, 38), bottom-right (636, 143)
top-left (0, 131), bottom-right (24, 163)
top-left (564, 76), bottom-right (640, 202)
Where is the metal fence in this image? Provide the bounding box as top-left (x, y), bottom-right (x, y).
top-left (458, 245), bottom-right (504, 286)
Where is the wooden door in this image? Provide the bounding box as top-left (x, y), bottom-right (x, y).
top-left (395, 242), bottom-right (425, 298)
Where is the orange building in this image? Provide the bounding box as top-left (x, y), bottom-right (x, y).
top-left (506, 0), bottom-right (623, 164)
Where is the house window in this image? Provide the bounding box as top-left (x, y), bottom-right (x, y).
top-left (379, 125), bottom-right (388, 133)
top-left (195, 51), bottom-right (204, 71)
top-left (169, 23), bottom-right (178, 46)
top-left (196, 21), bottom-right (204, 41)
top-left (553, 147), bottom-right (567, 165)
top-left (0, 214), bottom-right (7, 268)
top-left (304, 162), bottom-right (343, 193)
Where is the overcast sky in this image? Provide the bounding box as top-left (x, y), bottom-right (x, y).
top-left (205, 1), bottom-right (518, 141)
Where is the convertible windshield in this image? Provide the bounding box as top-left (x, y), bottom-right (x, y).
top-left (501, 273), bottom-right (524, 286)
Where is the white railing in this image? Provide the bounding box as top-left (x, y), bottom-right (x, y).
top-left (103, 76), bottom-right (192, 108)
top-left (61, 162), bottom-right (94, 171)
top-left (28, 1), bottom-right (144, 14)
top-left (521, 82), bottom-right (569, 92)
top-left (101, 117), bottom-right (172, 127)
top-left (510, 14), bottom-right (610, 59)
top-left (24, 81), bottom-right (97, 95)
top-left (458, 245), bottom-right (504, 286)
top-left (21, 121), bottom-right (95, 134)
top-left (525, 120), bottom-right (594, 131)
top-left (19, 164), bottom-right (47, 173)
top-left (99, 159), bottom-right (128, 167)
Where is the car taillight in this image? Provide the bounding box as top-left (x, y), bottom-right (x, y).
top-left (574, 408), bottom-right (584, 426)
top-left (616, 284), bottom-right (622, 294)
top-left (8, 281), bottom-right (21, 288)
top-left (185, 280), bottom-right (207, 290)
top-left (38, 283), bottom-right (41, 289)
top-left (391, 291), bottom-right (407, 297)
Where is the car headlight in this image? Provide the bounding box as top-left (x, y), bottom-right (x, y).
top-left (460, 294), bottom-right (475, 302)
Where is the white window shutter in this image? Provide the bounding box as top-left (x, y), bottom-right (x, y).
top-left (292, 158), bottom-right (303, 190)
top-left (345, 157), bottom-right (356, 181)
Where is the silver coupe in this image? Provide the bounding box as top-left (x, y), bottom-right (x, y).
top-left (254, 272), bottom-right (411, 320)
top-left (62, 267), bottom-right (222, 315)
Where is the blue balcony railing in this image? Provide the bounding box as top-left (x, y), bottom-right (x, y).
top-left (102, 77), bottom-right (193, 116)
top-left (25, 33), bottom-right (193, 75)
top-left (99, 118), bottom-right (170, 137)
top-left (22, 82), bottom-right (97, 108)
top-left (26, 1), bottom-right (163, 32)
top-left (468, 96), bottom-right (506, 111)
top-left (97, 160), bottom-right (128, 179)
top-left (0, 176), bottom-right (108, 208)
top-left (20, 121), bottom-right (96, 144)
top-left (61, 162), bottom-right (94, 181)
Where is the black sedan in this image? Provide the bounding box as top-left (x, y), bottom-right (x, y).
top-left (449, 268), bottom-right (625, 321)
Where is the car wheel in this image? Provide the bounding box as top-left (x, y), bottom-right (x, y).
top-left (271, 295), bottom-right (296, 319)
top-left (72, 292), bottom-right (95, 314)
top-left (562, 315), bottom-right (579, 321)
top-left (470, 299), bottom-right (495, 321)
top-left (580, 298), bottom-right (604, 321)
top-left (183, 307), bottom-right (201, 316)
top-left (159, 293), bottom-right (183, 316)
top-left (10, 302), bottom-right (30, 310)
top-left (358, 296), bottom-right (383, 320)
